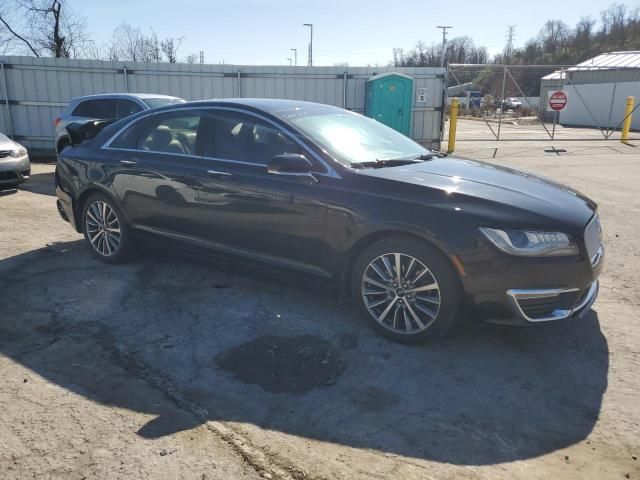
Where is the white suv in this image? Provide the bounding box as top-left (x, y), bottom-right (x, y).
top-left (54, 93), bottom-right (185, 155)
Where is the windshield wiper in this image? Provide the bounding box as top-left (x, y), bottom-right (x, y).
top-left (354, 154), bottom-right (438, 169)
top-left (353, 159), bottom-right (416, 169)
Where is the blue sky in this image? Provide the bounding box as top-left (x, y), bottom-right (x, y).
top-left (71, 0), bottom-right (626, 65)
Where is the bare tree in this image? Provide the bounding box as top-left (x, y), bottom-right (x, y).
top-left (0, 0), bottom-right (90, 57)
top-left (0, 3), bottom-right (40, 56)
top-left (110, 23), bottom-right (161, 62)
top-left (538, 20), bottom-right (570, 56)
top-left (0, 24), bottom-right (14, 55)
top-left (395, 36), bottom-right (488, 67)
top-left (160, 37), bottom-right (182, 63)
top-left (392, 48), bottom-right (405, 67)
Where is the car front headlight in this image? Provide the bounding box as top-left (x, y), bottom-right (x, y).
top-left (480, 227), bottom-right (579, 257)
top-left (9, 146), bottom-right (28, 158)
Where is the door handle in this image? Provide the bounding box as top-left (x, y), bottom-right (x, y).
top-left (206, 170), bottom-right (232, 179)
top-left (120, 159), bottom-right (138, 167)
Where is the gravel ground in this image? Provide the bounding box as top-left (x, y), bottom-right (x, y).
top-left (0, 144), bottom-right (639, 479)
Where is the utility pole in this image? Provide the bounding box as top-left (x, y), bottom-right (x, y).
top-left (505, 25), bottom-right (516, 63)
top-left (199, 51), bottom-right (204, 64)
top-left (290, 48), bottom-right (297, 66)
top-left (436, 25), bottom-right (452, 67)
top-left (303, 23), bottom-right (313, 66)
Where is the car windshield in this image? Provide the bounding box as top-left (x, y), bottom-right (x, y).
top-left (142, 97), bottom-right (185, 109)
top-left (277, 107), bottom-right (429, 166)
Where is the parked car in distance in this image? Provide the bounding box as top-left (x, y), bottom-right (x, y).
top-left (501, 97), bottom-right (523, 112)
top-left (0, 133), bottom-right (30, 190)
top-left (55, 99), bottom-right (603, 343)
top-left (54, 93), bottom-right (185, 155)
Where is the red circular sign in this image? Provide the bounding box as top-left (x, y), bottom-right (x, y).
top-left (549, 91), bottom-right (568, 111)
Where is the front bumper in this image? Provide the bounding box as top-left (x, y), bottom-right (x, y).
top-left (481, 280), bottom-right (599, 326)
top-left (0, 154), bottom-right (31, 185)
top-left (461, 213), bottom-right (604, 326)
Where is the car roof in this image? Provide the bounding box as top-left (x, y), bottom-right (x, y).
top-left (72, 93), bottom-right (183, 101)
top-left (155, 98), bottom-right (343, 114)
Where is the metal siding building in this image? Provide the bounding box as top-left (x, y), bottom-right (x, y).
top-left (0, 56), bottom-right (445, 153)
top-left (540, 51), bottom-right (640, 129)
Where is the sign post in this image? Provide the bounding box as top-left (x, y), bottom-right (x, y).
top-left (548, 90), bottom-right (568, 139)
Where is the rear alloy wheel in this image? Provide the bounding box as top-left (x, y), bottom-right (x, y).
top-left (352, 237), bottom-right (461, 343)
top-left (82, 193), bottom-right (132, 263)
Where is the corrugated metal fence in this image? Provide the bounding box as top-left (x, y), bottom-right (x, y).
top-left (0, 56), bottom-right (445, 154)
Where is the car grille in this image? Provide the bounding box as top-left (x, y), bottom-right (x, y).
top-left (584, 214), bottom-right (603, 265)
top-left (0, 150), bottom-right (12, 158)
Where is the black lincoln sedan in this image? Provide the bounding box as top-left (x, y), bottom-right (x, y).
top-left (55, 99), bottom-right (603, 343)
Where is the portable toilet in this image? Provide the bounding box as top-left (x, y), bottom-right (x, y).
top-left (365, 72), bottom-right (413, 136)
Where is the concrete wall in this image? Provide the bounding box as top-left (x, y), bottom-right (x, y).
top-left (0, 56), bottom-right (446, 153)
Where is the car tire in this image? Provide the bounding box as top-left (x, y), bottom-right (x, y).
top-left (81, 192), bottom-right (133, 264)
top-left (351, 236), bottom-right (461, 344)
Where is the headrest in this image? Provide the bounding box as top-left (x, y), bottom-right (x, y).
top-left (151, 125), bottom-right (172, 146)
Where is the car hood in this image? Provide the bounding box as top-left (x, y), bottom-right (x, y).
top-left (0, 133), bottom-right (20, 151)
top-left (354, 156), bottom-right (597, 228)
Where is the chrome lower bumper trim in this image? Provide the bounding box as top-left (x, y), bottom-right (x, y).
top-left (507, 281), bottom-right (598, 323)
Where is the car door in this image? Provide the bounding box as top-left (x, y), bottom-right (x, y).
top-left (195, 108), bottom-right (331, 277)
top-left (107, 108), bottom-right (208, 238)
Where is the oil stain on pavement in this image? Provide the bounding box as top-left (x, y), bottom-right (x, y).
top-left (216, 335), bottom-right (346, 395)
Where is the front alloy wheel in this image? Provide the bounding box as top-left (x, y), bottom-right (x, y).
top-left (362, 253), bottom-right (441, 334)
top-left (352, 237), bottom-right (460, 343)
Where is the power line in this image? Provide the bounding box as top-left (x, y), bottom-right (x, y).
top-left (303, 24), bottom-right (313, 66)
top-left (505, 25), bottom-right (516, 61)
top-left (436, 25), bottom-right (453, 67)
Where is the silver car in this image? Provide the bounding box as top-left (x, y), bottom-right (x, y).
top-left (0, 133), bottom-right (30, 189)
top-left (54, 93), bottom-right (185, 155)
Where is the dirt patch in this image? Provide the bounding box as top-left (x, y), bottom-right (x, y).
top-left (216, 335), bottom-right (345, 395)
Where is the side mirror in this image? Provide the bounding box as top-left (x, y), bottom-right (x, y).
top-left (268, 153), bottom-right (313, 174)
top-left (267, 154), bottom-right (317, 183)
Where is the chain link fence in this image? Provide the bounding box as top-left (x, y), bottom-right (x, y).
top-left (444, 64), bottom-right (640, 142)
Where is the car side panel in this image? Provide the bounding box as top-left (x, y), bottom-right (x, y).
top-left (196, 159), bottom-right (330, 277)
top-left (104, 150), bottom-right (206, 239)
